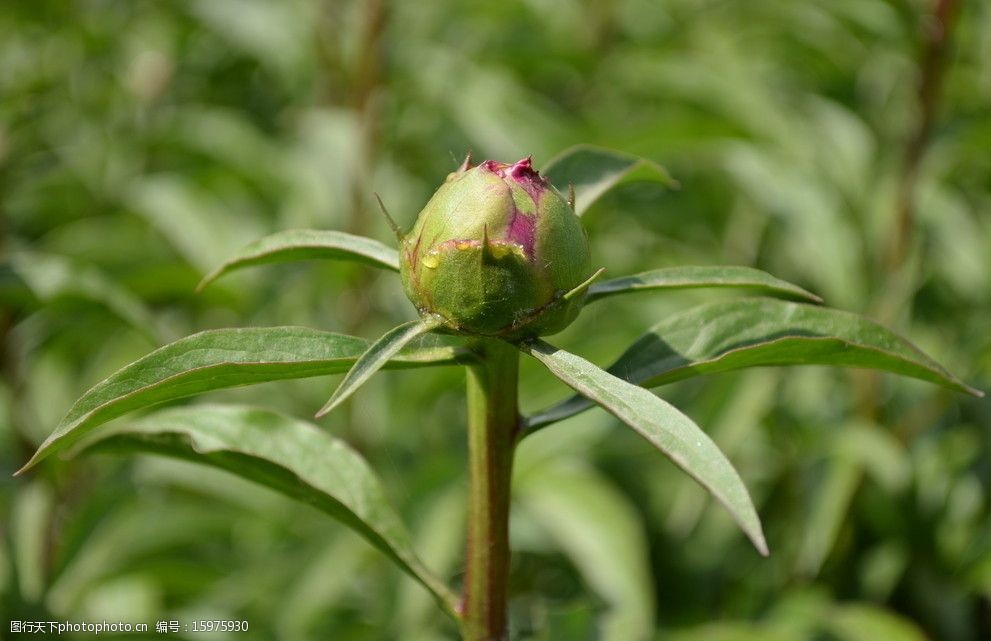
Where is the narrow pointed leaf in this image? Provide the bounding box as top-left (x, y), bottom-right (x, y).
top-left (198, 229), bottom-right (400, 291)
top-left (542, 145), bottom-right (677, 216)
top-left (18, 326), bottom-right (467, 474)
top-left (586, 266), bottom-right (822, 304)
top-left (316, 316), bottom-right (444, 418)
top-left (76, 404), bottom-right (459, 616)
top-left (527, 299), bottom-right (981, 431)
top-left (519, 340), bottom-right (768, 556)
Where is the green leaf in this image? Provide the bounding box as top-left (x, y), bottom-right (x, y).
top-left (76, 404), bottom-right (459, 616)
top-left (664, 372), bottom-right (777, 539)
top-left (664, 622), bottom-right (802, 641)
top-left (515, 462), bottom-right (655, 641)
top-left (316, 316), bottom-right (444, 418)
top-left (18, 326), bottom-right (466, 474)
top-left (824, 604), bottom-right (928, 641)
top-left (797, 422), bottom-right (912, 577)
top-left (394, 485), bottom-right (467, 637)
top-left (542, 145), bottom-right (677, 216)
top-left (277, 538), bottom-right (374, 639)
top-left (8, 252), bottom-right (165, 342)
top-left (586, 266), bottom-right (822, 304)
top-left (11, 481), bottom-right (54, 602)
top-left (197, 229), bottom-right (400, 291)
top-left (126, 175), bottom-right (266, 272)
top-left (797, 456), bottom-right (861, 577)
top-left (527, 299), bottom-right (982, 431)
top-left (519, 340), bottom-right (768, 556)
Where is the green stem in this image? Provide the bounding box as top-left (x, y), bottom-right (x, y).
top-left (462, 338), bottom-right (519, 641)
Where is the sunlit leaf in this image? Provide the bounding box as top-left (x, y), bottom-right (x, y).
top-left (197, 229), bottom-right (400, 292)
top-left (527, 299), bottom-right (982, 430)
top-left (18, 326), bottom-right (467, 474)
top-left (519, 340), bottom-right (767, 556)
top-left (76, 404), bottom-right (459, 616)
top-left (586, 266), bottom-right (821, 304)
top-left (316, 316), bottom-right (444, 418)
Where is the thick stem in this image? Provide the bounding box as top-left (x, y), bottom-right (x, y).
top-left (462, 339), bottom-right (519, 641)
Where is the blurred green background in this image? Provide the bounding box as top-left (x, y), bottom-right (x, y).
top-left (2, 1), bottom-right (989, 639)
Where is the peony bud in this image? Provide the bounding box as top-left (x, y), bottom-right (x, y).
top-left (400, 157), bottom-right (592, 338)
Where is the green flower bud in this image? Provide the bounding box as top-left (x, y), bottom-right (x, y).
top-left (400, 157), bottom-right (591, 338)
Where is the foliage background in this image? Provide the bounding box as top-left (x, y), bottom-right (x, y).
top-left (2, 0), bottom-right (989, 639)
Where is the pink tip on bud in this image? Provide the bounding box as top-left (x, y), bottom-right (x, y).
top-left (481, 156), bottom-right (548, 203)
top-left (506, 156), bottom-right (536, 180)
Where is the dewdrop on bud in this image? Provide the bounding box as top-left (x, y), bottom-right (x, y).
top-left (400, 156), bottom-right (592, 338)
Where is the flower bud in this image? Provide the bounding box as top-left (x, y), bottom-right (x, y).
top-left (400, 157), bottom-right (591, 338)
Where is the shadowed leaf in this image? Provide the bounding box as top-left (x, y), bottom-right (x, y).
top-left (519, 340), bottom-right (768, 556)
top-left (526, 299), bottom-right (981, 431)
top-left (18, 326), bottom-right (466, 474)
